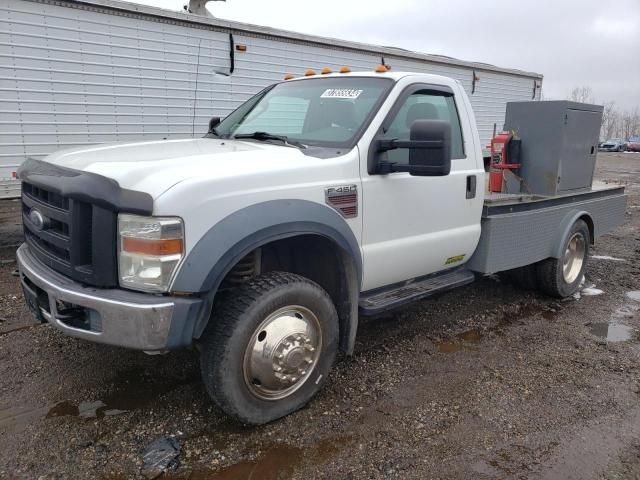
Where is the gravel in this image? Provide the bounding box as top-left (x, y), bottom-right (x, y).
top-left (0, 152), bottom-right (639, 479)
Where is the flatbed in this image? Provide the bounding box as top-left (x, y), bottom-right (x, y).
top-left (469, 184), bottom-right (627, 274)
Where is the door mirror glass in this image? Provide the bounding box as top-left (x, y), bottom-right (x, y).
top-left (407, 119), bottom-right (451, 176)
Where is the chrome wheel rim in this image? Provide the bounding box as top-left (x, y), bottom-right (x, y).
top-left (563, 232), bottom-right (586, 284)
top-left (243, 306), bottom-right (322, 401)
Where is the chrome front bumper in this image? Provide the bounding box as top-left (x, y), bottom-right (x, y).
top-left (16, 244), bottom-right (203, 351)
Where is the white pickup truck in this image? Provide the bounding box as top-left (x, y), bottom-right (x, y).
top-left (16, 70), bottom-right (626, 424)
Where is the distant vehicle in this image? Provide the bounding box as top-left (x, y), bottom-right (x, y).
top-left (625, 136), bottom-right (640, 153)
top-left (599, 138), bottom-right (627, 152)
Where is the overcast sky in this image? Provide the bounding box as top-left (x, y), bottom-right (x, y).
top-left (133, 0), bottom-right (638, 109)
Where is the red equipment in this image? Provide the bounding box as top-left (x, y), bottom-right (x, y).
top-left (489, 132), bottom-right (521, 193)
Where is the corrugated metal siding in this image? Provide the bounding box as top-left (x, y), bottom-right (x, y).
top-left (0, 0), bottom-right (541, 198)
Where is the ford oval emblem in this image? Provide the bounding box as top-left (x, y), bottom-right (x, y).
top-left (29, 208), bottom-right (45, 231)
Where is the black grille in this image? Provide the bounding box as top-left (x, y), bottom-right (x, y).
top-left (22, 182), bottom-right (118, 287)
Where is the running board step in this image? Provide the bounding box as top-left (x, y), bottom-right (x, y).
top-left (359, 269), bottom-right (476, 315)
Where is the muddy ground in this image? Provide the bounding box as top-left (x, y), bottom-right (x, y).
top-left (1, 152), bottom-right (640, 479)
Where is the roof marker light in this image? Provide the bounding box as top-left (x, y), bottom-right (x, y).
top-left (304, 69), bottom-right (316, 76)
top-left (321, 67), bottom-right (332, 74)
top-left (374, 64), bottom-right (387, 73)
top-left (339, 66), bottom-right (351, 73)
top-left (284, 73), bottom-right (294, 80)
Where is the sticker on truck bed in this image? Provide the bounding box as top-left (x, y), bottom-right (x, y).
top-left (320, 89), bottom-right (363, 99)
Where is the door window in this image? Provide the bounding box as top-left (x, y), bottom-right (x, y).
top-left (382, 90), bottom-right (465, 164)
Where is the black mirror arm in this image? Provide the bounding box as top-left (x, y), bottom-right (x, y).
top-left (392, 164), bottom-right (448, 175)
top-left (376, 162), bottom-right (445, 175)
top-left (377, 138), bottom-right (444, 152)
top-left (377, 161), bottom-right (397, 174)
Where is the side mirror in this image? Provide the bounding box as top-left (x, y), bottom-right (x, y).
top-left (208, 116), bottom-right (221, 133)
top-left (375, 120), bottom-right (452, 176)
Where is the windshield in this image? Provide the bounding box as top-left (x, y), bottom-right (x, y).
top-left (213, 77), bottom-right (393, 148)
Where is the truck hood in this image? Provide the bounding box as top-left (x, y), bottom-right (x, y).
top-left (42, 137), bottom-right (312, 199)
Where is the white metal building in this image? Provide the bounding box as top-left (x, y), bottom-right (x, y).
top-left (0, 0), bottom-right (543, 198)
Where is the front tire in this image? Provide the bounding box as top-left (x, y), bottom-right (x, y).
top-left (200, 272), bottom-right (338, 425)
top-left (537, 220), bottom-right (590, 298)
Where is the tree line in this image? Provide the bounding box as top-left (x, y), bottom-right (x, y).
top-left (569, 86), bottom-right (639, 141)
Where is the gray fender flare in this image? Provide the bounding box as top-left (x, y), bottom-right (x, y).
top-left (550, 210), bottom-right (593, 258)
top-left (171, 200), bottom-right (362, 351)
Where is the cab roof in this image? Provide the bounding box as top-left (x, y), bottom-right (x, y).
top-left (284, 70), bottom-right (451, 83)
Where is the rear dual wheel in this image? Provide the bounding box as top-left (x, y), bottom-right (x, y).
top-left (537, 220), bottom-right (590, 298)
top-left (199, 272), bottom-right (338, 425)
top-left (500, 220), bottom-right (590, 298)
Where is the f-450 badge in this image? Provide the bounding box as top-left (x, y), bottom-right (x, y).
top-left (325, 185), bottom-right (358, 219)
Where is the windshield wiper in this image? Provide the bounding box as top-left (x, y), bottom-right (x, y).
top-left (233, 131), bottom-right (306, 149)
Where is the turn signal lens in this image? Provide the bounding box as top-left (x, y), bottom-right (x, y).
top-left (122, 237), bottom-right (183, 256)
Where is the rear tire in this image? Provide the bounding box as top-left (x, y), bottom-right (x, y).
top-left (537, 220), bottom-right (590, 298)
top-left (199, 271), bottom-right (338, 425)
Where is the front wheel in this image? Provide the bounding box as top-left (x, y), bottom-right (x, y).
top-left (199, 272), bottom-right (338, 425)
top-left (537, 220), bottom-right (590, 298)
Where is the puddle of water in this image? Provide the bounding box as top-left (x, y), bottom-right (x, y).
top-left (0, 367), bottom-right (196, 432)
top-left (204, 444), bottom-right (302, 480)
top-left (46, 400), bottom-right (127, 420)
top-left (46, 400), bottom-right (79, 418)
top-left (589, 322), bottom-right (634, 342)
top-left (436, 329), bottom-right (482, 353)
top-left (435, 303), bottom-right (563, 353)
top-left (626, 291), bottom-right (640, 302)
top-left (588, 293), bottom-right (640, 342)
top-left (176, 436), bottom-right (351, 480)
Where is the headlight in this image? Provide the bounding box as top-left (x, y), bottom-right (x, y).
top-left (117, 214), bottom-right (184, 293)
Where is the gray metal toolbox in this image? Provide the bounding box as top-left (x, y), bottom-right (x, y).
top-left (503, 101), bottom-right (603, 196)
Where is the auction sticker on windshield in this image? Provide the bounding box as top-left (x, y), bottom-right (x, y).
top-left (320, 89), bottom-right (363, 99)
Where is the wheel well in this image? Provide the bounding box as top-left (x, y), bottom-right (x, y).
top-left (218, 234), bottom-right (357, 353)
top-left (579, 214), bottom-right (595, 244)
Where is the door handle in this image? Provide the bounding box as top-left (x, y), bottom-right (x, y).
top-left (466, 175), bottom-right (477, 199)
